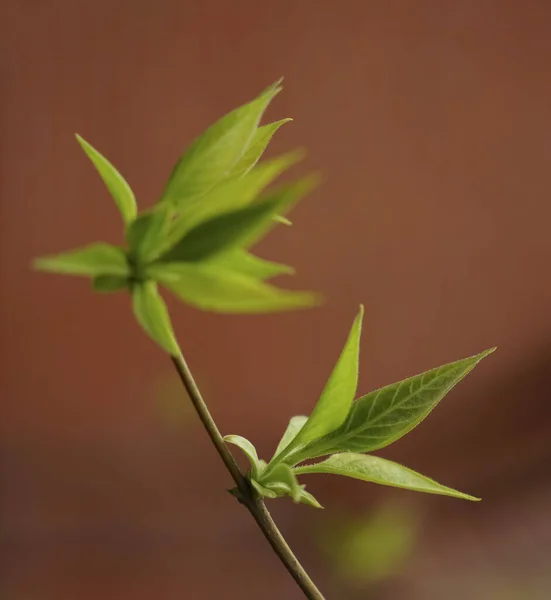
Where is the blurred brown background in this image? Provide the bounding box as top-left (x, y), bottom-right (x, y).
top-left (2, 1), bottom-right (551, 599)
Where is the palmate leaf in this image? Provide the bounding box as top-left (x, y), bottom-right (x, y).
top-left (294, 453), bottom-right (479, 501)
top-left (146, 262), bottom-right (320, 314)
top-left (274, 306), bottom-right (364, 464)
top-left (131, 281), bottom-right (179, 355)
top-left (158, 176), bottom-right (317, 264)
top-left (287, 348), bottom-right (495, 465)
top-left (228, 119), bottom-right (293, 178)
top-left (34, 243), bottom-right (129, 277)
top-left (159, 80), bottom-right (283, 209)
top-left (75, 135), bottom-right (137, 225)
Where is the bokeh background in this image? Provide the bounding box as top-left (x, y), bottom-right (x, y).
top-left (2, 1), bottom-right (551, 598)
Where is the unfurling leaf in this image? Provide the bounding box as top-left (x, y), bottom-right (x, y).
top-left (159, 80), bottom-right (283, 208)
top-left (228, 118), bottom-right (293, 178)
top-left (34, 243), bottom-right (129, 277)
top-left (158, 176), bottom-right (317, 264)
top-left (211, 249), bottom-right (294, 281)
top-left (289, 348), bottom-right (495, 464)
top-left (224, 434), bottom-right (263, 479)
top-left (92, 275), bottom-right (128, 293)
top-left (276, 306), bottom-right (364, 463)
top-left (131, 281), bottom-right (179, 355)
top-left (272, 416), bottom-right (308, 459)
top-left (147, 262), bottom-right (320, 314)
top-left (75, 135), bottom-right (137, 224)
top-left (253, 463), bottom-right (322, 507)
top-left (295, 453), bottom-right (479, 501)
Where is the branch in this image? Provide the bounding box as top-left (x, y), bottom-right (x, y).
top-left (171, 353), bottom-right (325, 600)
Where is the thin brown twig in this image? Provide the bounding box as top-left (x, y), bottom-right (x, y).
top-left (170, 353), bottom-right (325, 600)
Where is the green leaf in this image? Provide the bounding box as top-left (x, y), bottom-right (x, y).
top-left (163, 150), bottom-right (303, 248)
top-left (224, 434), bottom-right (263, 479)
top-left (257, 463), bottom-right (305, 503)
top-left (159, 80), bottom-right (282, 208)
top-left (272, 415), bottom-right (308, 459)
top-left (125, 206), bottom-right (170, 263)
top-left (282, 307), bottom-right (364, 460)
top-left (295, 453), bottom-right (479, 501)
top-left (75, 135), bottom-right (137, 225)
top-left (250, 473), bottom-right (323, 508)
top-left (228, 118), bottom-right (293, 178)
top-left (33, 243), bottom-right (129, 277)
top-left (289, 348), bottom-right (495, 464)
top-left (131, 281), bottom-right (179, 355)
top-left (250, 478), bottom-right (279, 499)
top-left (159, 176), bottom-right (318, 264)
top-left (210, 249), bottom-right (294, 281)
top-left (147, 262), bottom-right (320, 314)
top-left (297, 489), bottom-right (323, 509)
top-left (92, 275), bottom-right (128, 293)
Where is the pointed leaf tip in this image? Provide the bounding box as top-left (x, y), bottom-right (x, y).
top-left (276, 305), bottom-right (364, 461)
top-left (296, 453), bottom-right (479, 502)
top-left (75, 134), bottom-right (137, 224)
top-left (290, 347), bottom-right (495, 462)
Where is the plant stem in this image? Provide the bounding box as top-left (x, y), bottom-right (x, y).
top-left (171, 353), bottom-right (325, 600)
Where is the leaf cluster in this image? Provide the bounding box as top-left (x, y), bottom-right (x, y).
top-left (226, 307), bottom-right (494, 506)
top-left (34, 80), bottom-right (319, 354)
top-left (34, 81), bottom-right (495, 509)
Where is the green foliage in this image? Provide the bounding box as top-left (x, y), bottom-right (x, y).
top-left (35, 79), bottom-right (495, 520)
top-left (228, 119), bottom-right (293, 178)
top-left (34, 243), bottom-right (128, 277)
top-left (131, 281), bottom-right (179, 355)
top-left (284, 347), bottom-right (495, 466)
top-left (33, 80), bottom-right (318, 351)
top-left (75, 135), bottom-right (137, 224)
top-left (159, 80), bottom-right (283, 208)
top-left (147, 262), bottom-right (319, 313)
top-left (226, 310), bottom-right (493, 505)
top-left (158, 176), bottom-right (315, 263)
top-left (295, 453), bottom-right (479, 501)
top-left (273, 306), bottom-right (364, 462)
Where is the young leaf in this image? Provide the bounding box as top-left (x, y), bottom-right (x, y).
top-left (224, 434), bottom-right (263, 479)
top-left (290, 348), bottom-right (495, 464)
top-left (211, 249), bottom-right (294, 281)
top-left (228, 119), bottom-right (293, 178)
top-left (75, 135), bottom-right (137, 225)
top-left (250, 477), bottom-right (323, 508)
top-left (92, 275), bottom-right (128, 293)
top-left (297, 489), bottom-right (323, 509)
top-left (272, 415), bottom-right (308, 459)
top-left (272, 307), bottom-right (364, 465)
top-left (159, 80), bottom-right (282, 208)
top-left (34, 243), bottom-right (129, 277)
top-left (131, 281), bottom-right (179, 355)
top-left (147, 262), bottom-right (320, 314)
top-left (295, 453), bottom-right (479, 501)
top-left (250, 478), bottom-right (279, 499)
top-left (125, 206), bottom-right (170, 263)
top-left (258, 463), bottom-right (305, 503)
top-left (163, 150), bottom-right (304, 248)
top-left (159, 176), bottom-right (318, 264)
